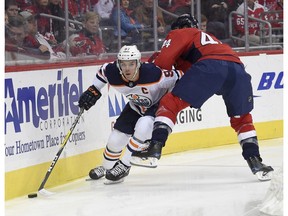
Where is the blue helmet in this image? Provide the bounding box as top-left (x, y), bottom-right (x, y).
top-left (171, 14), bottom-right (199, 30)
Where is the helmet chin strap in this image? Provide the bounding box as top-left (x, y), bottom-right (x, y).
top-left (130, 68), bottom-right (139, 81)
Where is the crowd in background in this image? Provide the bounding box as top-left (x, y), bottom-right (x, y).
top-left (5, 0), bottom-right (284, 63)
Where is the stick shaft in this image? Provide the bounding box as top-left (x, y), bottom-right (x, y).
top-left (38, 108), bottom-right (84, 191)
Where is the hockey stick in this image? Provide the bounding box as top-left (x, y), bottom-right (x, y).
top-left (38, 108), bottom-right (85, 195)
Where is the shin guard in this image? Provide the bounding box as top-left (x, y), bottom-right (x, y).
top-left (230, 113), bottom-right (260, 160)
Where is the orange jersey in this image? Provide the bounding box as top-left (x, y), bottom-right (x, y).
top-left (154, 28), bottom-right (242, 72)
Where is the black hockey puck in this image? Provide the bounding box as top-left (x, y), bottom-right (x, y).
top-left (28, 193), bottom-right (38, 198)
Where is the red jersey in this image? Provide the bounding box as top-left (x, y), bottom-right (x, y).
top-left (23, 35), bottom-right (41, 48)
top-left (61, 0), bottom-right (90, 18)
top-left (69, 31), bottom-right (106, 56)
top-left (24, 5), bottom-right (52, 36)
top-left (257, 0), bottom-right (277, 10)
top-left (154, 28), bottom-right (242, 72)
top-left (235, 2), bottom-right (266, 35)
top-left (263, 2), bottom-right (283, 28)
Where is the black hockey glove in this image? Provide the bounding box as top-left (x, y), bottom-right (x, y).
top-left (78, 85), bottom-right (102, 110)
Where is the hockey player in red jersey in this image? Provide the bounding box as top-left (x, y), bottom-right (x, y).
top-left (78, 45), bottom-right (183, 184)
top-left (131, 14), bottom-right (274, 181)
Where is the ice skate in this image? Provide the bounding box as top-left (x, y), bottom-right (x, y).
top-left (130, 155), bottom-right (158, 168)
top-left (104, 160), bottom-right (130, 184)
top-left (246, 156), bottom-right (274, 181)
top-left (89, 166), bottom-right (106, 180)
top-left (131, 140), bottom-right (163, 168)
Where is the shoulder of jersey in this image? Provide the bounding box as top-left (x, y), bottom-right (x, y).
top-left (103, 61), bottom-right (117, 71)
top-left (138, 62), bottom-right (163, 84)
top-left (101, 61), bottom-right (124, 85)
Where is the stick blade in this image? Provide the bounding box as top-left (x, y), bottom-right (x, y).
top-left (38, 188), bottom-right (55, 196)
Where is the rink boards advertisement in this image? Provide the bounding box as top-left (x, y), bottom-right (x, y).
top-left (5, 67), bottom-right (112, 172)
top-left (4, 53), bottom-right (283, 199)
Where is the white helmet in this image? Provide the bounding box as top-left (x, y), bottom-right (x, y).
top-left (117, 45), bottom-right (141, 61)
top-left (117, 45), bottom-right (141, 80)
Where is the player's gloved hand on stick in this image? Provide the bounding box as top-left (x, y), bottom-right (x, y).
top-left (78, 85), bottom-right (102, 110)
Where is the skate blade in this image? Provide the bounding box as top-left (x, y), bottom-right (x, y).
top-left (85, 178), bottom-right (104, 181)
top-left (256, 170), bottom-right (273, 181)
top-left (104, 178), bottom-right (125, 185)
top-left (130, 156), bottom-right (158, 168)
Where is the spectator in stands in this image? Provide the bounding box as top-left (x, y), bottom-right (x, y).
top-left (234, 0), bottom-right (267, 46)
top-left (136, 0), bottom-right (166, 32)
top-left (159, 0), bottom-right (191, 15)
top-left (15, 0), bottom-right (34, 11)
top-left (5, 15), bottom-right (52, 61)
top-left (257, 0), bottom-right (278, 10)
top-left (49, 0), bottom-right (80, 43)
top-left (62, 0), bottom-right (90, 20)
top-left (200, 14), bottom-right (208, 32)
top-left (270, 0), bottom-right (283, 29)
top-left (5, 15), bottom-right (26, 48)
top-left (269, 0), bottom-right (283, 12)
top-left (68, 11), bottom-right (106, 57)
top-left (201, 1), bottom-right (229, 40)
top-left (199, 13), bottom-right (236, 47)
top-left (158, 0), bottom-right (191, 25)
top-left (111, 0), bottom-right (144, 43)
top-left (5, 0), bottom-right (19, 20)
top-left (20, 10), bottom-right (66, 60)
top-left (23, 0), bottom-right (57, 45)
top-left (261, 0), bottom-right (283, 33)
top-left (225, 0), bottom-right (243, 12)
top-left (93, 0), bottom-right (115, 26)
top-left (128, 0), bottom-right (142, 9)
top-left (133, 0), bottom-right (166, 37)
